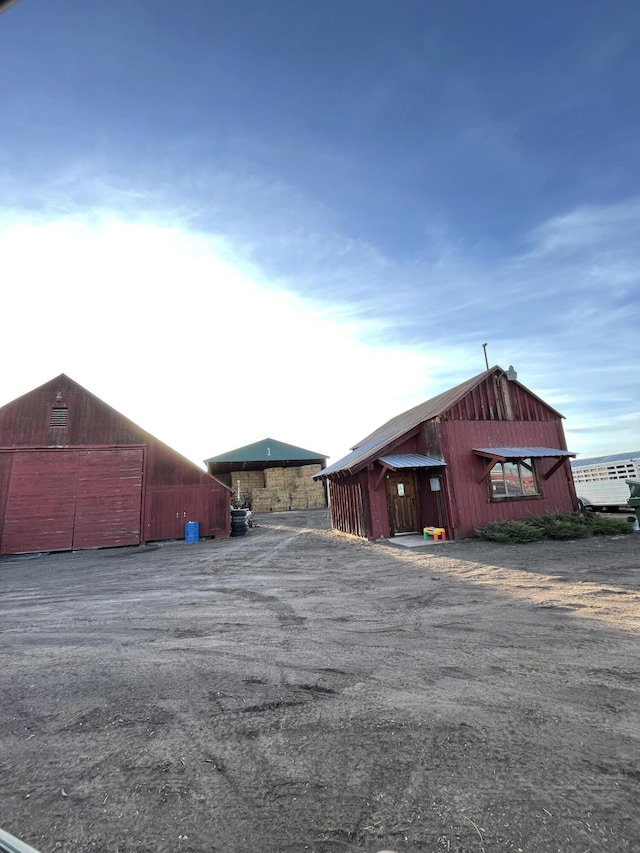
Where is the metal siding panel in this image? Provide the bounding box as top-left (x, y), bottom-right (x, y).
top-left (1, 451), bottom-right (78, 554)
top-left (73, 449), bottom-right (143, 549)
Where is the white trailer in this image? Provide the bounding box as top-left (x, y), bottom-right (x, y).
top-left (571, 452), bottom-right (640, 511)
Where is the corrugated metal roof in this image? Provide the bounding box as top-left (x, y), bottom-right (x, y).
top-left (473, 447), bottom-right (575, 458)
top-left (314, 371), bottom-right (499, 479)
top-left (378, 453), bottom-right (446, 469)
top-left (352, 368), bottom-right (495, 451)
top-left (353, 366), bottom-right (564, 452)
top-left (204, 437), bottom-right (327, 465)
top-left (313, 440), bottom-right (378, 478)
top-left (315, 366), bottom-right (538, 479)
top-left (571, 451), bottom-right (640, 468)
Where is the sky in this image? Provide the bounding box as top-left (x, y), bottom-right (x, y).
top-left (1, 0), bottom-right (638, 468)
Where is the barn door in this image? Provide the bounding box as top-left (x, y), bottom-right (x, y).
top-left (386, 471), bottom-right (419, 535)
top-left (0, 448), bottom-right (144, 555)
top-left (1, 451), bottom-right (78, 554)
top-left (145, 488), bottom-right (209, 542)
top-left (73, 449), bottom-right (143, 549)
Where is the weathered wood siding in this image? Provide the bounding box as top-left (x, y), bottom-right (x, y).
top-left (321, 371), bottom-right (575, 542)
top-left (0, 375), bottom-right (231, 554)
top-left (328, 474), bottom-right (369, 538)
top-left (443, 374), bottom-right (556, 422)
top-left (440, 419), bottom-right (574, 539)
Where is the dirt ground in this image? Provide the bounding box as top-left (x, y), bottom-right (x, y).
top-left (1, 510), bottom-right (639, 853)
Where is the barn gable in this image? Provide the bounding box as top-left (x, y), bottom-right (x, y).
top-left (318, 366), bottom-right (564, 479)
top-left (0, 375), bottom-right (232, 555)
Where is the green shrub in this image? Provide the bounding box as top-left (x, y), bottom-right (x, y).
top-left (476, 520), bottom-right (545, 543)
top-left (583, 514), bottom-right (634, 536)
top-left (476, 511), bottom-right (634, 543)
top-left (527, 513), bottom-right (591, 539)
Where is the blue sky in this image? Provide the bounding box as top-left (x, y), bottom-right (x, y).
top-left (1, 0), bottom-right (638, 465)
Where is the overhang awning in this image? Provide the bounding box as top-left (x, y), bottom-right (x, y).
top-left (473, 447), bottom-right (576, 484)
top-left (378, 453), bottom-right (446, 470)
top-left (373, 453), bottom-right (446, 490)
top-left (473, 447), bottom-right (576, 459)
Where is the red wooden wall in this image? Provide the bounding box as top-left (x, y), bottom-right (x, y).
top-left (328, 474), bottom-right (369, 538)
top-left (0, 375), bottom-right (231, 554)
top-left (438, 419), bottom-right (575, 539)
top-left (323, 371), bottom-right (576, 541)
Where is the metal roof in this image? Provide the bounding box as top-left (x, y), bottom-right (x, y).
top-left (314, 372), bottom-right (496, 479)
top-left (351, 366), bottom-right (564, 449)
top-left (314, 366), bottom-right (565, 479)
top-left (473, 447), bottom-right (575, 459)
top-left (204, 437), bottom-right (327, 465)
top-left (571, 451), bottom-right (640, 468)
top-left (313, 441), bottom-right (378, 479)
top-left (378, 454), bottom-right (446, 469)
top-left (352, 368), bottom-right (494, 451)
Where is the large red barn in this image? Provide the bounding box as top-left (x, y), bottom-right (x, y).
top-left (314, 366), bottom-right (577, 540)
top-left (0, 375), bottom-right (232, 555)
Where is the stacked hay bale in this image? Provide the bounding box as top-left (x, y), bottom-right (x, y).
top-left (230, 470), bottom-right (265, 505)
top-left (250, 464), bottom-right (327, 512)
top-left (290, 464), bottom-right (327, 509)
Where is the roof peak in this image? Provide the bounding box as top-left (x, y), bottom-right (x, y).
top-left (205, 436), bottom-right (327, 465)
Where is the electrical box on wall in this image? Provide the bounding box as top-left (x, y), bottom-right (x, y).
top-left (430, 477), bottom-right (441, 491)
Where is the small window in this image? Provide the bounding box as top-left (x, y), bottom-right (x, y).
top-left (50, 407), bottom-right (69, 428)
top-left (490, 458), bottom-right (540, 499)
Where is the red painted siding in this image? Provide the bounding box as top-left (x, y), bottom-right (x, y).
top-left (367, 468), bottom-right (391, 539)
top-left (440, 419), bottom-right (574, 538)
top-left (1, 451), bottom-right (78, 554)
top-left (144, 485), bottom-right (225, 542)
top-left (0, 375), bottom-right (231, 554)
top-left (73, 449), bottom-right (143, 549)
top-left (328, 475), bottom-right (368, 538)
top-left (321, 371), bottom-right (574, 541)
top-left (443, 374), bottom-right (555, 422)
top-left (0, 448), bottom-right (144, 555)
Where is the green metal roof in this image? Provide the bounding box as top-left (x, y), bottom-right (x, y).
top-left (204, 438), bottom-right (327, 465)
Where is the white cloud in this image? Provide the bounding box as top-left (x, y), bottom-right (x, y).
top-left (0, 210), bottom-right (446, 466)
top-left (1, 192), bottom-right (638, 468)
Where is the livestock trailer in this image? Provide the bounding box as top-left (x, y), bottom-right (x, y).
top-left (571, 452), bottom-right (640, 511)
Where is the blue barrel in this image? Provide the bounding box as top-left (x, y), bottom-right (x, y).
top-left (185, 521), bottom-right (200, 543)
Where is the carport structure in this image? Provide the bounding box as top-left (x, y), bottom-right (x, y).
top-left (205, 437), bottom-right (327, 512)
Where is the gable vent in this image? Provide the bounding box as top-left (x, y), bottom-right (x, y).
top-left (50, 407), bottom-right (69, 428)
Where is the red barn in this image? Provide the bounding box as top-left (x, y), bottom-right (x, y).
top-left (0, 375), bottom-right (232, 555)
top-left (314, 366), bottom-right (577, 540)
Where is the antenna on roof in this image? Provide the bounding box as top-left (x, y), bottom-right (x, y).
top-left (482, 343), bottom-right (489, 370)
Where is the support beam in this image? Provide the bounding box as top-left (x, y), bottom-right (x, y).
top-left (477, 455), bottom-right (500, 484)
top-left (374, 463), bottom-right (390, 492)
top-left (543, 457), bottom-right (568, 481)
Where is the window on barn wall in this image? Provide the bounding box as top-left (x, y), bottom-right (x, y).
top-left (50, 407), bottom-right (69, 428)
top-left (490, 458), bottom-right (540, 499)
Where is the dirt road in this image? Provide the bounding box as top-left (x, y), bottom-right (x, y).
top-left (1, 510), bottom-right (639, 852)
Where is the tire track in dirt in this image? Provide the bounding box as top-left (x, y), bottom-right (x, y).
top-left (373, 542), bottom-right (640, 630)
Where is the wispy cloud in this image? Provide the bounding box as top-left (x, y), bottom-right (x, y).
top-left (1, 179), bottom-right (637, 463)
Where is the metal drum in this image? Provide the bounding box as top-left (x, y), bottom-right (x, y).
top-left (185, 521), bottom-right (200, 543)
